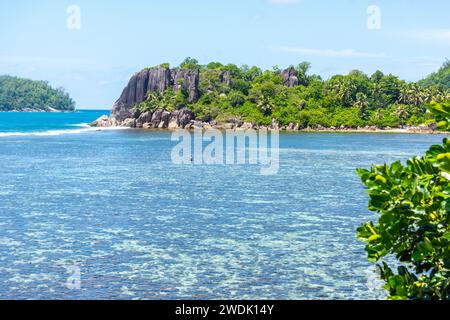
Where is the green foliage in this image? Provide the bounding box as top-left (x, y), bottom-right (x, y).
top-left (134, 89), bottom-right (185, 113)
top-left (179, 57), bottom-right (200, 71)
top-left (356, 103), bottom-right (450, 300)
top-left (428, 101), bottom-right (450, 131)
top-left (227, 90), bottom-right (246, 107)
top-left (0, 75), bottom-right (75, 111)
top-left (138, 58), bottom-right (450, 128)
top-left (296, 62), bottom-right (312, 86)
top-left (419, 60), bottom-right (450, 90)
top-left (236, 102), bottom-right (271, 125)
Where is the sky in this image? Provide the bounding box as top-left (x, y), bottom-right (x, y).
top-left (0, 0), bottom-right (449, 109)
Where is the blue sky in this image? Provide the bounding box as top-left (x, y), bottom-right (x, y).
top-left (0, 0), bottom-right (449, 109)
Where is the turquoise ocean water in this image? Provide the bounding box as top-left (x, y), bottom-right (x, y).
top-left (0, 111), bottom-right (447, 299)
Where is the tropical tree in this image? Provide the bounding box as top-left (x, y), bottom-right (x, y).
top-left (179, 57), bottom-right (200, 70)
top-left (357, 101), bottom-right (450, 300)
top-left (355, 92), bottom-right (369, 117)
top-left (296, 61), bottom-right (312, 86)
top-left (330, 77), bottom-right (358, 107)
top-left (257, 95), bottom-right (275, 115)
top-left (419, 60), bottom-right (450, 90)
top-left (393, 104), bottom-right (410, 126)
top-left (135, 90), bottom-right (178, 113)
top-left (409, 84), bottom-right (425, 106)
top-left (398, 85), bottom-right (411, 105)
top-left (0, 75), bottom-right (75, 111)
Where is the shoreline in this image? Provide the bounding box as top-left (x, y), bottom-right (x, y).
top-left (109, 125), bottom-right (449, 135)
top-left (90, 113), bottom-right (447, 135)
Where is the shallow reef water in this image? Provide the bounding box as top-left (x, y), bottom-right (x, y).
top-left (0, 113), bottom-right (446, 299)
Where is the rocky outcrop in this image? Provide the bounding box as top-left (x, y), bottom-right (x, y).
top-left (136, 111), bottom-right (153, 128)
top-left (110, 66), bottom-right (200, 122)
top-left (172, 69), bottom-right (200, 103)
top-left (90, 115), bottom-right (118, 127)
top-left (91, 108), bottom-right (195, 130)
top-left (103, 63), bottom-right (305, 128)
top-left (220, 71), bottom-right (232, 86)
top-left (90, 112), bottom-right (445, 134)
top-left (91, 63), bottom-right (200, 130)
top-left (282, 67), bottom-right (299, 87)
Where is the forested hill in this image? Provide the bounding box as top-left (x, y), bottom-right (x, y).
top-left (419, 59), bottom-right (450, 90)
top-left (0, 76), bottom-right (75, 112)
top-left (108, 58), bottom-right (450, 129)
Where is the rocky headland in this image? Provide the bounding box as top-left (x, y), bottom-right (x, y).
top-left (90, 65), bottom-right (442, 134)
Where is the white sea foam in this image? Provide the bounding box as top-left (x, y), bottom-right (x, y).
top-left (0, 125), bottom-right (128, 137)
top-left (71, 123), bottom-right (91, 128)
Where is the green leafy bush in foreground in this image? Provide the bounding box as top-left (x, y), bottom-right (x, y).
top-left (357, 102), bottom-right (450, 300)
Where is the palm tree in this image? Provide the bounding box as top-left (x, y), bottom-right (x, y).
top-left (394, 105), bottom-right (410, 126)
top-left (409, 84), bottom-right (425, 106)
top-left (355, 93), bottom-right (369, 116)
top-left (421, 88), bottom-right (434, 104)
top-left (138, 90), bottom-right (176, 113)
top-left (257, 95), bottom-right (275, 115)
top-left (332, 79), bottom-right (357, 106)
top-left (398, 85), bottom-right (410, 104)
top-left (372, 109), bottom-right (384, 121)
top-left (371, 82), bottom-right (383, 99)
top-left (429, 87), bottom-right (445, 103)
top-left (445, 90), bottom-right (450, 101)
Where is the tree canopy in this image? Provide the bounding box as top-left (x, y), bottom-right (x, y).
top-left (138, 58), bottom-right (449, 128)
top-left (357, 102), bottom-right (450, 300)
top-left (0, 75), bottom-right (75, 112)
top-left (419, 60), bottom-right (450, 90)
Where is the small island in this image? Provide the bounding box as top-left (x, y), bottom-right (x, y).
top-left (0, 75), bottom-right (75, 112)
top-left (91, 58), bottom-right (449, 133)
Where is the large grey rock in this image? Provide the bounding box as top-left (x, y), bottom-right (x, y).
top-left (299, 100), bottom-right (306, 110)
top-left (271, 118), bottom-right (280, 130)
top-left (122, 118), bottom-right (136, 128)
top-left (136, 111), bottom-right (153, 128)
top-left (220, 71), bottom-right (232, 86)
top-left (172, 69), bottom-right (200, 103)
top-left (165, 108), bottom-right (195, 129)
top-left (282, 67), bottom-right (299, 87)
top-left (159, 111), bottom-right (171, 129)
top-left (151, 109), bottom-right (164, 128)
top-left (428, 122), bottom-right (438, 131)
top-left (147, 66), bottom-right (172, 92)
top-left (110, 66), bottom-right (200, 122)
top-left (90, 115), bottom-right (117, 127)
top-left (176, 108), bottom-right (195, 129)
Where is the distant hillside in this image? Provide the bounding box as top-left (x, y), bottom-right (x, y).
top-left (0, 76), bottom-right (75, 112)
top-left (419, 60), bottom-right (450, 90)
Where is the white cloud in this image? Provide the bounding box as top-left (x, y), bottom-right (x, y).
top-left (270, 46), bottom-right (387, 58)
top-left (266, 0), bottom-right (299, 5)
top-left (395, 29), bottom-right (450, 45)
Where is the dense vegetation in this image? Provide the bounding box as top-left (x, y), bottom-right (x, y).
top-left (0, 75), bottom-right (75, 112)
top-left (136, 58), bottom-right (450, 128)
top-left (419, 59), bottom-right (450, 90)
top-left (357, 102), bottom-right (450, 300)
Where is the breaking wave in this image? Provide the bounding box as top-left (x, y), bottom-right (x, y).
top-left (0, 125), bottom-right (127, 137)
